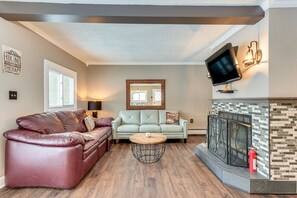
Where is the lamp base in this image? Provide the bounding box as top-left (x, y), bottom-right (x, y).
top-left (92, 111), bottom-right (98, 118)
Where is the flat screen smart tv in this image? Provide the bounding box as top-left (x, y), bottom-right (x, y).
top-left (205, 43), bottom-right (242, 86)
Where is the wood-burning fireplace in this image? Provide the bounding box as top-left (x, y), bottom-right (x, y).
top-left (207, 111), bottom-right (252, 167)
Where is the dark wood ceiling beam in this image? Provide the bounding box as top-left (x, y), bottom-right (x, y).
top-left (0, 2), bottom-right (265, 24)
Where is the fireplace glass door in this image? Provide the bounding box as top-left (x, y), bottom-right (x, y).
top-left (228, 120), bottom-right (251, 167)
top-left (208, 115), bottom-right (228, 164)
top-left (207, 112), bottom-right (252, 168)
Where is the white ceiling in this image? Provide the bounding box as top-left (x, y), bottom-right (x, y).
top-left (24, 22), bottom-right (234, 65)
top-left (6, 0), bottom-right (293, 65)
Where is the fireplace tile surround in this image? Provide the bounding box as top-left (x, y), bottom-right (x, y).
top-left (211, 100), bottom-right (270, 178)
top-left (270, 101), bottom-right (297, 181)
top-left (196, 98), bottom-right (297, 194)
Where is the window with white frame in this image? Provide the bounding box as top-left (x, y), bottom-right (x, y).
top-left (44, 60), bottom-right (77, 112)
top-left (131, 90), bottom-right (147, 103)
top-left (152, 89), bottom-right (161, 105)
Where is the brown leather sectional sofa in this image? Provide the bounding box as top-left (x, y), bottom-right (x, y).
top-left (3, 109), bottom-right (113, 189)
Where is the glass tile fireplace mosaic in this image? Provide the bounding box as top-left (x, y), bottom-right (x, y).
top-left (208, 111), bottom-right (252, 167)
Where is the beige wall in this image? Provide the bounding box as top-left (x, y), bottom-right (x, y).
top-left (0, 18), bottom-right (87, 179)
top-left (212, 11), bottom-right (269, 99)
top-left (208, 9), bottom-right (297, 180)
top-left (269, 8), bottom-right (297, 97)
top-left (86, 64), bottom-right (212, 130)
top-left (211, 8), bottom-right (297, 99)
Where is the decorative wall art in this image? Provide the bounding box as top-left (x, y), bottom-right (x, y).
top-left (2, 45), bottom-right (22, 75)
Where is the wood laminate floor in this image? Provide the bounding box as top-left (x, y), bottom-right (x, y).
top-left (0, 136), bottom-right (295, 198)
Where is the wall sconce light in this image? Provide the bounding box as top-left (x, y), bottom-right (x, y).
top-left (242, 41), bottom-right (262, 67)
top-left (88, 101), bottom-right (102, 118)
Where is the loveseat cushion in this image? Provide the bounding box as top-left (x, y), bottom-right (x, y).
top-left (72, 109), bottom-right (88, 132)
top-left (159, 110), bottom-right (179, 124)
top-left (139, 124), bottom-right (160, 133)
top-left (120, 110), bottom-right (140, 124)
top-left (117, 124), bottom-right (139, 133)
top-left (140, 110), bottom-right (159, 124)
top-left (160, 124), bottom-right (183, 132)
top-left (17, 112), bottom-right (65, 134)
top-left (55, 111), bottom-right (80, 132)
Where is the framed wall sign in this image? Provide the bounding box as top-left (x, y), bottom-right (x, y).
top-left (2, 45), bottom-right (22, 76)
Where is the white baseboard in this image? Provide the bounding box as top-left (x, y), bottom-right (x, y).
top-left (0, 176), bottom-right (4, 189)
top-left (188, 129), bottom-right (206, 135)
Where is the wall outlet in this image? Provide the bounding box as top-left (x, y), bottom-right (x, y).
top-left (9, 91), bottom-right (17, 100)
top-left (190, 119), bottom-right (194, 123)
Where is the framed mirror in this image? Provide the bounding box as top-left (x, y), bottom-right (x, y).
top-left (126, 79), bottom-right (165, 110)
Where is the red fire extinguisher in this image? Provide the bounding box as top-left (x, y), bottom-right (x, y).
top-left (248, 147), bottom-right (257, 172)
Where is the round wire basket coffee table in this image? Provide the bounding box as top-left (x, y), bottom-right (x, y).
top-left (129, 133), bottom-right (167, 163)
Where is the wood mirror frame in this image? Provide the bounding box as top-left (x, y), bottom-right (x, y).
top-left (126, 79), bottom-right (165, 110)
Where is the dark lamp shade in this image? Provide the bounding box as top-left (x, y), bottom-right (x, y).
top-left (88, 101), bottom-right (102, 110)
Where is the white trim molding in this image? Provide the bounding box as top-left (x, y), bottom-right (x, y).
top-left (87, 62), bottom-right (205, 66)
top-left (188, 129), bottom-right (206, 135)
top-left (0, 176), bottom-right (5, 188)
top-left (270, 0), bottom-right (297, 8)
top-left (261, 0), bottom-right (297, 11)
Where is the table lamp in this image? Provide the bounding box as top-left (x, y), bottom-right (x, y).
top-left (88, 101), bottom-right (102, 118)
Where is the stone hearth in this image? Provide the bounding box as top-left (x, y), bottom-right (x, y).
top-left (195, 144), bottom-right (297, 194)
top-left (195, 98), bottom-right (297, 194)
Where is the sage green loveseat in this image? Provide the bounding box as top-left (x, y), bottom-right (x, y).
top-left (111, 110), bottom-right (188, 143)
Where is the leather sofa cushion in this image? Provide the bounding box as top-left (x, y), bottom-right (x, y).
top-left (17, 112), bottom-right (65, 134)
top-left (72, 109), bottom-right (88, 132)
top-left (83, 142), bottom-right (99, 159)
top-left (159, 110), bottom-right (179, 124)
top-left (55, 111), bottom-right (80, 132)
top-left (139, 124), bottom-right (161, 132)
top-left (117, 124), bottom-right (139, 133)
top-left (140, 110), bottom-right (159, 124)
top-left (4, 129), bottom-right (85, 147)
top-left (120, 110), bottom-right (140, 124)
top-left (160, 124), bottom-right (183, 132)
top-left (83, 127), bottom-right (110, 151)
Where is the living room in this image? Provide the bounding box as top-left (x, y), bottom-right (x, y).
top-left (0, 0), bottom-right (297, 197)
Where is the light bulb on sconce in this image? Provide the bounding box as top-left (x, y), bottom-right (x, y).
top-left (242, 41), bottom-right (262, 67)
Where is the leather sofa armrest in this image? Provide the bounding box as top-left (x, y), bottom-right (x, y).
top-left (3, 129), bottom-right (85, 147)
top-left (94, 117), bottom-right (114, 127)
top-left (179, 117), bottom-right (188, 139)
top-left (111, 117), bottom-right (121, 139)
